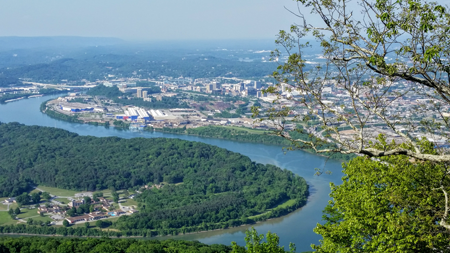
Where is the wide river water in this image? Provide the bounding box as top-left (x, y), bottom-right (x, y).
top-left (0, 95), bottom-right (344, 252)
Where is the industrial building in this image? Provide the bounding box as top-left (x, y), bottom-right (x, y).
top-left (116, 107), bottom-right (151, 121)
top-left (137, 108), bottom-right (150, 120)
top-left (149, 109), bottom-right (166, 117)
top-left (124, 108), bottom-right (139, 120)
top-left (60, 105), bottom-right (94, 113)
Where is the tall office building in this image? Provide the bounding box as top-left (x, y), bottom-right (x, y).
top-left (234, 82), bottom-right (244, 92)
top-left (142, 90), bottom-right (148, 98)
top-left (136, 88), bottom-right (142, 98)
top-left (211, 82), bottom-right (222, 90)
top-left (254, 81), bottom-right (262, 89)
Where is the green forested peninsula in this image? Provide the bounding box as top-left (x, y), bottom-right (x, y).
top-left (0, 122), bottom-right (308, 235)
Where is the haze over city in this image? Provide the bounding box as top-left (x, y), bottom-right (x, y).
top-left (1, 0), bottom-right (302, 40)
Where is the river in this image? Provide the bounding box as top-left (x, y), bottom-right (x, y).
top-left (0, 95), bottom-right (344, 252)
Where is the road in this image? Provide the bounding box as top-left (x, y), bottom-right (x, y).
top-left (23, 82), bottom-right (95, 89)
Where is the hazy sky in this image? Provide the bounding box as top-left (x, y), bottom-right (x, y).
top-left (1, 0), bottom-right (302, 41)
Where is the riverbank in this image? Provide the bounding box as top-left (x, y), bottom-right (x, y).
top-left (152, 126), bottom-right (354, 161)
top-left (0, 89), bottom-right (67, 104)
top-left (40, 100), bottom-right (354, 162)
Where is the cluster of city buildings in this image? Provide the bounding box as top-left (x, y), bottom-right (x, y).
top-left (100, 77), bottom-right (266, 98)
top-left (179, 80), bottom-right (263, 97)
top-left (0, 86), bottom-right (40, 95)
top-left (271, 79), bottom-right (450, 145)
top-left (42, 73), bottom-right (450, 145)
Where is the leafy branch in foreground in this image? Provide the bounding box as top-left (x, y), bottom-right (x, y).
top-left (313, 151), bottom-right (450, 252)
top-left (255, 0), bottom-right (450, 162)
top-left (232, 228), bottom-right (296, 253)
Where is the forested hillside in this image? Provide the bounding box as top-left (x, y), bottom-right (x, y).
top-left (0, 122), bottom-right (308, 233)
top-left (0, 54), bottom-right (276, 83)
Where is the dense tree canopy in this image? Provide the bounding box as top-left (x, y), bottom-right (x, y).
top-left (313, 151), bottom-right (449, 252)
top-left (232, 228), bottom-right (297, 253)
top-left (0, 237), bottom-right (235, 253)
top-left (86, 84), bottom-right (123, 98)
top-left (0, 53), bottom-right (276, 83)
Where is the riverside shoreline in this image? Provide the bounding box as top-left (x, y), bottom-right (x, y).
top-left (40, 99), bottom-right (352, 162)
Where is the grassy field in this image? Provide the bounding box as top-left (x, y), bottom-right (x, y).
top-left (98, 189), bottom-right (113, 196)
top-left (248, 199), bottom-right (298, 220)
top-left (16, 208), bottom-right (39, 219)
top-left (121, 199), bottom-right (138, 207)
top-left (37, 185), bottom-right (79, 197)
top-left (0, 198), bottom-right (9, 211)
top-left (0, 203), bottom-right (18, 212)
top-left (0, 212), bottom-right (16, 225)
top-left (274, 199), bottom-right (297, 209)
top-left (30, 215), bottom-right (53, 223)
top-left (29, 188), bottom-right (41, 194)
top-left (53, 198), bottom-right (70, 204)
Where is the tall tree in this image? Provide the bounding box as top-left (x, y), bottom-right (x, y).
top-left (31, 192), bottom-right (40, 203)
top-left (231, 228), bottom-right (296, 253)
top-left (41, 192), bottom-right (51, 201)
top-left (312, 149), bottom-right (449, 251)
top-left (63, 220), bottom-right (69, 227)
top-left (257, 0), bottom-right (450, 250)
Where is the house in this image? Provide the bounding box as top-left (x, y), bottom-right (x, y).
top-left (52, 205), bottom-right (62, 214)
top-left (97, 197), bottom-right (111, 205)
top-left (88, 213), bottom-right (109, 221)
top-left (65, 215), bottom-right (90, 224)
top-left (38, 205), bottom-right (62, 214)
top-left (65, 212), bottom-right (110, 224)
top-left (68, 199), bottom-right (85, 208)
top-left (144, 184), bottom-right (163, 190)
top-left (37, 207), bottom-right (48, 214)
top-left (98, 197), bottom-right (111, 210)
top-left (3, 197), bottom-right (15, 204)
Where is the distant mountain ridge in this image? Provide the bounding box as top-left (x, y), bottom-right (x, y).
top-left (0, 36), bottom-right (124, 51)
